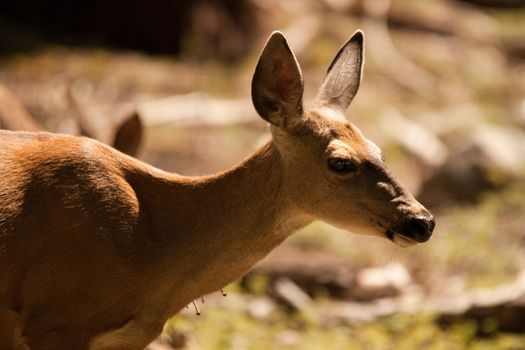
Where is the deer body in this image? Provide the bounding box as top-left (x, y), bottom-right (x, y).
top-left (0, 132), bottom-right (308, 349)
top-left (0, 31), bottom-right (434, 349)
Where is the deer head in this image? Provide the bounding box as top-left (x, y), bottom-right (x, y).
top-left (252, 30), bottom-right (434, 246)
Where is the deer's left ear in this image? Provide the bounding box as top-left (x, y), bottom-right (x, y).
top-left (315, 30), bottom-right (364, 112)
top-left (252, 31), bottom-right (304, 129)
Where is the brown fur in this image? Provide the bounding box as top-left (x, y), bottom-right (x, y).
top-left (0, 31), bottom-right (433, 349)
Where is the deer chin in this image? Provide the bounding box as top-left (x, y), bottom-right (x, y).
top-left (386, 230), bottom-right (419, 247)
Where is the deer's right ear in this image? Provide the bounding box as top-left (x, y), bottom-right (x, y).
top-left (315, 30), bottom-right (364, 112)
top-left (251, 31), bottom-right (304, 129)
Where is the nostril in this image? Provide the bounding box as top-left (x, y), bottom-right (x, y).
top-left (406, 216), bottom-right (434, 242)
top-left (409, 217), bottom-right (429, 233)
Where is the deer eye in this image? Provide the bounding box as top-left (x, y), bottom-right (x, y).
top-left (327, 157), bottom-right (357, 174)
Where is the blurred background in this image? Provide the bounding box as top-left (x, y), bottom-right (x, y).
top-left (1, 0), bottom-right (525, 349)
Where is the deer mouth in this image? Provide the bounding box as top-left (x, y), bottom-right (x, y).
top-left (386, 230), bottom-right (419, 247)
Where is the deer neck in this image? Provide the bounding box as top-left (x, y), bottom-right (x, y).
top-left (134, 141), bottom-right (311, 308)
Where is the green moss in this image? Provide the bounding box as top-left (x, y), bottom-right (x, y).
top-left (242, 273), bottom-right (272, 296)
top-left (166, 308), bottom-right (525, 350)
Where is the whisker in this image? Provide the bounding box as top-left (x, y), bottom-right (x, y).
top-left (191, 300), bottom-right (201, 316)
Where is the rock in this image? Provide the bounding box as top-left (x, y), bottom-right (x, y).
top-left (253, 244), bottom-right (355, 300)
top-left (320, 269), bottom-right (525, 333)
top-left (139, 93), bottom-right (256, 127)
top-left (255, 246), bottom-right (415, 303)
top-left (380, 109), bottom-right (448, 169)
top-left (437, 271), bottom-right (525, 334)
top-left (352, 263), bottom-right (412, 301)
top-left (273, 277), bottom-right (313, 310)
top-left (247, 297), bottom-right (276, 320)
top-left (419, 125), bottom-right (525, 207)
top-left (357, 263), bottom-right (412, 290)
top-left (322, 298), bottom-right (400, 324)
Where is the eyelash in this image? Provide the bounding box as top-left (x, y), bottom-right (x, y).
top-left (327, 157), bottom-right (357, 174)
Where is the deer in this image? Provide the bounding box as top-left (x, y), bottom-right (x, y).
top-left (0, 83), bottom-right (143, 157)
top-left (0, 30), bottom-right (434, 350)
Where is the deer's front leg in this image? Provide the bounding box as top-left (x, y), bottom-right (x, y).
top-left (89, 319), bottom-right (160, 350)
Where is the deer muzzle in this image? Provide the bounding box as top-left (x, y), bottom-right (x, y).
top-left (387, 210), bottom-right (435, 247)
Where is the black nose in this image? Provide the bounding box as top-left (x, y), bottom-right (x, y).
top-left (403, 215), bottom-right (435, 242)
